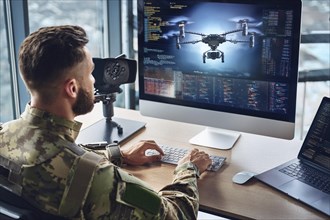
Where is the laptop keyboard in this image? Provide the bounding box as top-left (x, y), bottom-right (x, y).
top-left (279, 162), bottom-right (330, 194)
top-left (145, 145), bottom-right (226, 172)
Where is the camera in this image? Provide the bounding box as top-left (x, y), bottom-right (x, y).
top-left (76, 56), bottom-right (145, 145)
top-left (92, 57), bottom-right (137, 94)
top-left (207, 51), bottom-right (220, 60)
top-left (92, 55), bottom-right (137, 119)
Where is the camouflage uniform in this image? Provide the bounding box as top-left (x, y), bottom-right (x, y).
top-left (0, 104), bottom-right (200, 219)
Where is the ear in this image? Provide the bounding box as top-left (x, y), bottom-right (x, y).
top-left (64, 78), bottom-right (79, 99)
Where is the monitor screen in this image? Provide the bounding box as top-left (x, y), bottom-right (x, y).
top-left (138, 0), bottom-right (302, 149)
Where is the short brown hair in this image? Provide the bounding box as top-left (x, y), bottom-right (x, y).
top-left (19, 25), bottom-right (89, 95)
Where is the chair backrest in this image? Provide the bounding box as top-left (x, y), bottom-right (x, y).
top-left (0, 186), bottom-right (65, 220)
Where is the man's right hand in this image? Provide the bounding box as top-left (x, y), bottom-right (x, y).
top-left (178, 148), bottom-right (212, 174)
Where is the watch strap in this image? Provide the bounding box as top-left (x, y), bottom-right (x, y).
top-left (106, 143), bottom-right (123, 166)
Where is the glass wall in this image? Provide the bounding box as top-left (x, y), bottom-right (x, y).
top-left (0, 0), bottom-right (14, 122)
top-left (27, 0), bottom-right (126, 108)
top-left (0, 0), bottom-right (108, 122)
top-left (28, 0), bottom-right (105, 57)
top-left (296, 0), bottom-right (330, 138)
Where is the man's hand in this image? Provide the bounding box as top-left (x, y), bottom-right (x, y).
top-left (120, 140), bottom-right (164, 165)
top-left (178, 148), bottom-right (212, 174)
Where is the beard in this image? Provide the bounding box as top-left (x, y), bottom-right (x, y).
top-left (72, 87), bottom-right (94, 116)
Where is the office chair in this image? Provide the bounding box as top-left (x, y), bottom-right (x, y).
top-left (0, 186), bottom-right (66, 220)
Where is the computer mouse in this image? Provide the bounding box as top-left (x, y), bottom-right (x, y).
top-left (232, 171), bottom-right (256, 184)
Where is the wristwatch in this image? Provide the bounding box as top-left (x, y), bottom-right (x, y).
top-left (106, 142), bottom-right (123, 166)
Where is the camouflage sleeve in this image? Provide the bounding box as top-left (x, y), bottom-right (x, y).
top-left (83, 161), bottom-right (200, 220)
top-left (158, 162), bottom-right (200, 219)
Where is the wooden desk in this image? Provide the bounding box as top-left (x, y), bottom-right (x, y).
top-left (76, 104), bottom-right (327, 219)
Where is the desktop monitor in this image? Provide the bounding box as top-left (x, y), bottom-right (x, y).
top-left (138, 0), bottom-right (302, 149)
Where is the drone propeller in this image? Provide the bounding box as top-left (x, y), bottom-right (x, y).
top-left (250, 21), bottom-right (263, 27)
top-left (229, 16), bottom-right (256, 23)
top-left (248, 30), bottom-right (263, 36)
top-left (161, 30), bottom-right (180, 39)
top-left (229, 16), bottom-right (262, 27)
top-left (167, 17), bottom-right (193, 26)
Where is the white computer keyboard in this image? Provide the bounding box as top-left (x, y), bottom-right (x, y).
top-left (146, 145), bottom-right (226, 172)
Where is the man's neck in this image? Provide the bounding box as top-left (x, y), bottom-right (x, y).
top-left (30, 97), bottom-right (75, 121)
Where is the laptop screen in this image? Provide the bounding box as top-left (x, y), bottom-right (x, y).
top-left (298, 97), bottom-right (330, 171)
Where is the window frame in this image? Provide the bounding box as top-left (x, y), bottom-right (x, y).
top-left (4, 0), bottom-right (30, 118)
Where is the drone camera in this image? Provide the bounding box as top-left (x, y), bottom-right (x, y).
top-left (93, 57), bottom-right (137, 94)
top-left (207, 51), bottom-right (221, 60)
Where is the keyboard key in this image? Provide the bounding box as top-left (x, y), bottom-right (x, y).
top-left (146, 145), bottom-right (226, 172)
top-left (279, 162), bottom-right (330, 193)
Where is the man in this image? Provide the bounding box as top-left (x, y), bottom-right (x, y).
top-left (0, 25), bottom-right (212, 219)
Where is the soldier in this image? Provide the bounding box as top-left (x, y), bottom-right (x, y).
top-left (0, 25), bottom-right (212, 219)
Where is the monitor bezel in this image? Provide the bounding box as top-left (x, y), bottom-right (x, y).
top-left (138, 0), bottom-right (302, 140)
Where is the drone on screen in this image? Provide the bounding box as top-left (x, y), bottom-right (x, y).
top-left (175, 19), bottom-right (257, 63)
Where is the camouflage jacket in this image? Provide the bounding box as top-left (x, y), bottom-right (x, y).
top-left (0, 105), bottom-right (200, 219)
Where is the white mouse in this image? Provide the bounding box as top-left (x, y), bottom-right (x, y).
top-left (232, 171), bottom-right (256, 184)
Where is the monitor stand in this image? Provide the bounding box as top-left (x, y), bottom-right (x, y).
top-left (189, 127), bottom-right (241, 150)
top-left (76, 117), bottom-right (146, 145)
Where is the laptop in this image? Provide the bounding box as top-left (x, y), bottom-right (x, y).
top-left (255, 96), bottom-right (330, 216)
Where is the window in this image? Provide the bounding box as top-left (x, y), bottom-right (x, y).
top-left (28, 0), bottom-right (105, 57)
top-left (0, 0), bottom-right (14, 122)
top-left (27, 0), bottom-right (127, 108)
top-left (296, 0), bottom-right (330, 138)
